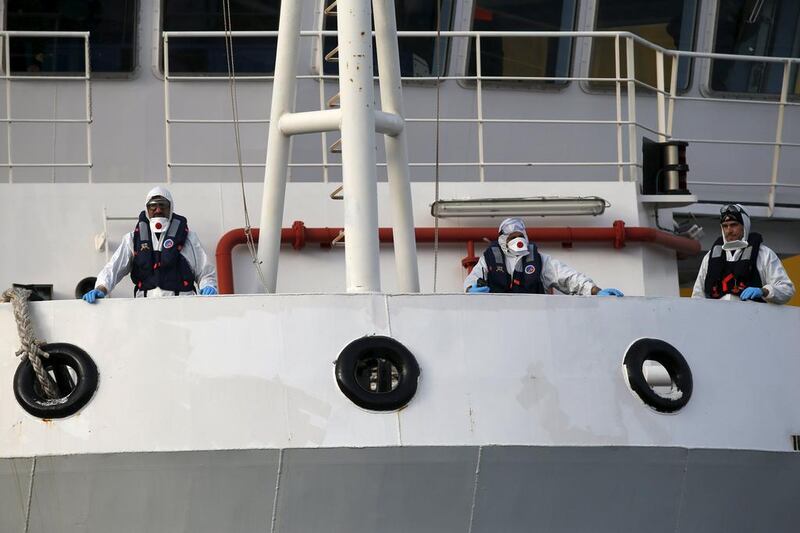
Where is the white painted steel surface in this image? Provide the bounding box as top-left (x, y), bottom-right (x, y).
top-left (1, 293), bottom-right (798, 457)
top-left (337, 0), bottom-right (381, 292)
top-left (256, 0), bottom-right (304, 293)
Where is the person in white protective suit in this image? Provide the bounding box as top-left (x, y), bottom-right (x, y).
top-left (691, 203), bottom-right (794, 303)
top-left (464, 217), bottom-right (624, 296)
top-left (82, 187), bottom-right (218, 303)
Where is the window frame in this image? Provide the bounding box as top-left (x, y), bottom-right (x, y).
top-left (701, 0), bottom-right (800, 101)
top-left (457, 0), bottom-right (579, 91)
top-left (4, 0), bottom-right (141, 79)
top-left (580, 0), bottom-right (700, 96)
top-left (153, 0), bottom-right (283, 78)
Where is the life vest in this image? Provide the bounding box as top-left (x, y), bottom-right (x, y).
top-left (483, 241), bottom-right (545, 294)
top-left (704, 233), bottom-right (764, 301)
top-left (131, 211), bottom-right (196, 296)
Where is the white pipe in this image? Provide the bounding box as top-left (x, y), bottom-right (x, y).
top-left (374, 110), bottom-right (404, 136)
top-left (372, 0), bottom-right (419, 293)
top-left (279, 109), bottom-right (342, 135)
top-left (626, 37), bottom-right (638, 183)
top-left (163, 33), bottom-right (172, 183)
top-left (256, 0), bottom-right (304, 293)
top-left (655, 50), bottom-right (666, 143)
top-left (338, 0), bottom-right (381, 292)
top-left (84, 35), bottom-right (93, 183)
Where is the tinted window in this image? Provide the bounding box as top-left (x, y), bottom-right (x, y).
top-left (590, 0), bottom-right (698, 90)
top-left (467, 0), bottom-right (577, 82)
top-left (322, 0), bottom-right (454, 77)
top-left (711, 0), bottom-right (800, 95)
top-left (163, 0), bottom-right (280, 75)
top-left (7, 0), bottom-right (138, 74)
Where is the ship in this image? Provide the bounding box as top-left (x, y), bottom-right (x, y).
top-left (1, 0), bottom-right (799, 532)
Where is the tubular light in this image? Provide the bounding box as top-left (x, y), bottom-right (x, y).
top-left (430, 197), bottom-right (609, 218)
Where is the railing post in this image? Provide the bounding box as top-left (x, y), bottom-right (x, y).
top-left (373, 0), bottom-right (420, 293)
top-left (625, 36), bottom-right (638, 182)
top-left (163, 33), bottom-right (172, 184)
top-left (667, 53), bottom-right (678, 138)
top-left (768, 60), bottom-right (791, 216)
top-left (5, 34), bottom-right (12, 183)
top-left (256, 0), bottom-right (304, 293)
top-left (476, 34), bottom-right (485, 182)
top-left (614, 35), bottom-right (623, 182)
top-left (655, 50), bottom-right (666, 143)
top-left (84, 34), bottom-right (93, 183)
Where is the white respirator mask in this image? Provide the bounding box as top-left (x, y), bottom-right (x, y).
top-left (149, 217), bottom-right (170, 235)
top-left (506, 236), bottom-right (529, 255)
top-left (721, 239), bottom-right (747, 251)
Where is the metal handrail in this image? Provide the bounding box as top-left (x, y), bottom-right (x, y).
top-left (162, 29), bottom-right (799, 214)
top-left (0, 30), bottom-right (93, 182)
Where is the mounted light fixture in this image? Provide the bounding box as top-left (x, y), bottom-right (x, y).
top-left (430, 197), bottom-right (609, 218)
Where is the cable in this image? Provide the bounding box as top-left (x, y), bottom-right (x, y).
top-left (222, 0), bottom-right (268, 291)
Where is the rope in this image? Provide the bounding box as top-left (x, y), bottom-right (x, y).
top-left (432, 0), bottom-right (443, 292)
top-left (1, 288), bottom-right (59, 399)
top-left (222, 0), bottom-right (269, 291)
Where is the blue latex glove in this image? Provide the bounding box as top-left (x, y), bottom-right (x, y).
top-left (597, 288), bottom-right (624, 297)
top-left (740, 287), bottom-right (763, 301)
top-left (200, 286), bottom-right (218, 296)
top-left (82, 289), bottom-right (105, 304)
top-left (467, 286), bottom-right (490, 293)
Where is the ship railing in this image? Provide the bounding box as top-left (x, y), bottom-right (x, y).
top-left (163, 30), bottom-right (800, 215)
top-left (0, 31), bottom-right (93, 183)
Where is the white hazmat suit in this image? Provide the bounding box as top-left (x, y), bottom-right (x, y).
top-left (95, 187), bottom-right (218, 298)
top-left (464, 218), bottom-right (598, 295)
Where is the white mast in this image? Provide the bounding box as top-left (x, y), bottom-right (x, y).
top-left (256, 0), bottom-right (419, 293)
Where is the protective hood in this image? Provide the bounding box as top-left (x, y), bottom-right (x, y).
top-left (721, 204), bottom-right (751, 251)
top-left (146, 186), bottom-right (174, 215)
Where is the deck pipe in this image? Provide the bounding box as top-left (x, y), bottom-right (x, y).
top-left (216, 220), bottom-right (701, 294)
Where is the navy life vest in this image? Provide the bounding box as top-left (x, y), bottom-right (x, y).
top-left (131, 211), bottom-right (196, 296)
top-left (704, 232), bottom-right (763, 301)
top-left (483, 241), bottom-right (545, 294)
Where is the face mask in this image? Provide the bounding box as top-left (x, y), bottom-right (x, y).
top-left (150, 217), bottom-right (169, 235)
top-left (507, 237), bottom-right (529, 254)
top-left (722, 239), bottom-right (747, 251)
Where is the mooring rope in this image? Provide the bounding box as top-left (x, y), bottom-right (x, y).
top-left (1, 288), bottom-right (59, 399)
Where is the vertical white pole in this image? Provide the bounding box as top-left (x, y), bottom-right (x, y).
top-left (626, 37), bottom-right (638, 182)
top-left (373, 0), bottom-right (420, 293)
top-left (5, 35), bottom-right (12, 183)
top-left (655, 50), bottom-right (666, 143)
top-left (476, 35), bottom-right (485, 182)
top-left (338, 0), bottom-right (381, 292)
top-left (256, 0), bottom-right (304, 293)
top-left (768, 60), bottom-right (790, 217)
top-left (614, 35), bottom-right (623, 182)
top-left (84, 34), bottom-right (93, 183)
top-left (163, 33), bottom-right (172, 184)
top-left (666, 54), bottom-right (678, 138)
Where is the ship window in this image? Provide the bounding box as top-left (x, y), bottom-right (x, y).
top-left (710, 0), bottom-right (800, 96)
top-left (162, 0), bottom-right (280, 75)
top-left (6, 0), bottom-right (138, 74)
top-left (589, 0), bottom-right (699, 91)
top-left (466, 0), bottom-right (578, 84)
top-left (321, 0), bottom-right (454, 78)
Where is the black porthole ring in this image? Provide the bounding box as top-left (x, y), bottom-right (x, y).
top-left (623, 338), bottom-right (692, 413)
top-left (14, 343), bottom-right (99, 419)
top-left (335, 336), bottom-right (420, 412)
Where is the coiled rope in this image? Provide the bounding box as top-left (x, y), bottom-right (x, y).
top-left (1, 288), bottom-right (59, 399)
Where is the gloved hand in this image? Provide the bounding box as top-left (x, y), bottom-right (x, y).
top-left (740, 287), bottom-right (763, 301)
top-left (200, 286), bottom-right (218, 296)
top-left (597, 288), bottom-right (624, 297)
top-left (467, 286), bottom-right (490, 293)
top-left (82, 289), bottom-right (106, 304)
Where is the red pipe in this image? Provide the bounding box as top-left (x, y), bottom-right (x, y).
top-left (215, 220), bottom-right (701, 294)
